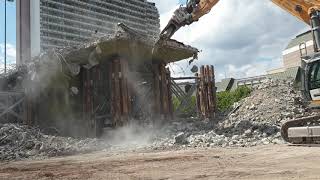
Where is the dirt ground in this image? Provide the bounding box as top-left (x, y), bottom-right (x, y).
top-left (1, 145), bottom-right (320, 180)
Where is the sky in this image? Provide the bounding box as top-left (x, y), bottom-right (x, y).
top-left (0, 0), bottom-right (16, 65)
top-left (150, 0), bottom-right (309, 80)
top-left (0, 0), bottom-right (309, 80)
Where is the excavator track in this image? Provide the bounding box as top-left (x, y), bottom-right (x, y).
top-left (281, 114), bottom-right (320, 144)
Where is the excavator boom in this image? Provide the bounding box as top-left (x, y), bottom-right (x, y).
top-left (271, 0), bottom-right (320, 25)
top-left (160, 0), bottom-right (320, 39)
top-left (190, 0), bottom-right (219, 21)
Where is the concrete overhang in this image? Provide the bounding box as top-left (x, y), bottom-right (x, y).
top-left (62, 23), bottom-right (198, 65)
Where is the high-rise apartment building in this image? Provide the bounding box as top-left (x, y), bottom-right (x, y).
top-left (16, 0), bottom-right (160, 64)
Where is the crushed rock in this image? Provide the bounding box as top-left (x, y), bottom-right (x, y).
top-left (1, 79), bottom-right (315, 160)
top-left (151, 79), bottom-right (314, 148)
top-left (0, 123), bottom-right (109, 161)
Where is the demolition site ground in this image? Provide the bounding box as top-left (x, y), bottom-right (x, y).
top-left (1, 79), bottom-right (319, 179)
top-left (1, 145), bottom-right (320, 180)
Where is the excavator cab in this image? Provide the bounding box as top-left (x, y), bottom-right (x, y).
top-left (303, 53), bottom-right (320, 108)
top-left (301, 9), bottom-right (320, 108)
top-left (281, 10), bottom-right (320, 144)
top-left (274, 52), bottom-right (320, 144)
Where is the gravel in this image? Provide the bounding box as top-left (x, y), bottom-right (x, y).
top-left (151, 79), bottom-right (314, 148)
top-left (0, 123), bottom-right (109, 161)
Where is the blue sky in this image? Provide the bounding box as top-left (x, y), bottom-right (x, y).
top-left (0, 0), bottom-right (16, 65)
top-left (0, 0), bottom-right (16, 45)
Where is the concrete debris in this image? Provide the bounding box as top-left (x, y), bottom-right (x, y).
top-left (174, 132), bottom-right (189, 145)
top-left (62, 23), bottom-right (198, 65)
top-left (152, 79), bottom-right (312, 148)
top-left (0, 123), bottom-right (109, 161)
top-left (0, 79), bottom-right (313, 161)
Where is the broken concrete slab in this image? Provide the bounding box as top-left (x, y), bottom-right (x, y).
top-left (62, 23), bottom-right (199, 66)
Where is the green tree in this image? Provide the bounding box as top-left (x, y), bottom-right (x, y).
top-left (217, 86), bottom-right (251, 111)
top-left (172, 86), bottom-right (251, 115)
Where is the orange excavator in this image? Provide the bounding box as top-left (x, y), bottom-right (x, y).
top-left (161, 0), bottom-right (320, 144)
top-left (161, 0), bottom-right (320, 39)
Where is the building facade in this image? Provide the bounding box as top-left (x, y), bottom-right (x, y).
top-left (282, 31), bottom-right (315, 69)
top-left (17, 0), bottom-right (160, 64)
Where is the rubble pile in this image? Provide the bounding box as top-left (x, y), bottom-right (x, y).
top-left (0, 79), bottom-right (313, 160)
top-left (152, 79), bottom-right (313, 148)
top-left (0, 124), bottom-right (109, 161)
top-left (211, 79), bottom-right (312, 146)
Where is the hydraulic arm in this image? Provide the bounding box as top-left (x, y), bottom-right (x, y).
top-left (160, 0), bottom-right (320, 46)
top-left (271, 0), bottom-right (320, 51)
top-left (160, 0), bottom-right (219, 39)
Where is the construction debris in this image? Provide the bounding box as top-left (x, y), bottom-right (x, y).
top-left (0, 123), bottom-right (109, 161)
top-left (0, 78), bottom-right (313, 161)
top-left (151, 79), bottom-right (313, 148)
top-left (16, 23), bottom-right (199, 137)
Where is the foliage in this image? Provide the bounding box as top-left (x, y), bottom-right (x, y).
top-left (172, 86), bottom-right (251, 115)
top-left (173, 96), bottom-right (197, 116)
top-left (172, 96), bottom-right (181, 111)
top-left (217, 86), bottom-right (252, 111)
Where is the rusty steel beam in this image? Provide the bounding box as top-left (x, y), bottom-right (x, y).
top-left (120, 59), bottom-right (129, 124)
top-left (160, 63), bottom-right (169, 118)
top-left (195, 72), bottom-right (201, 117)
top-left (195, 65), bottom-right (217, 120)
top-left (152, 62), bottom-right (161, 117)
top-left (113, 59), bottom-right (121, 126)
top-left (167, 68), bottom-right (174, 120)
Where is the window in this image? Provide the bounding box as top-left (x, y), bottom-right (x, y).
top-left (309, 61), bottom-right (320, 90)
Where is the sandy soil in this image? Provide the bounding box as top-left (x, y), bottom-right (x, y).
top-left (1, 145), bottom-right (320, 180)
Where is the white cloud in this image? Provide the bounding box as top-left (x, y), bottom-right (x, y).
top-left (150, 0), bottom-right (179, 15)
top-left (0, 43), bottom-right (16, 64)
top-left (149, 0), bottom-right (180, 30)
top-left (220, 58), bottom-right (282, 79)
top-left (150, 0), bottom-right (309, 81)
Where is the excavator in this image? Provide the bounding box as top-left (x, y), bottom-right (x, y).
top-left (160, 0), bottom-right (320, 144)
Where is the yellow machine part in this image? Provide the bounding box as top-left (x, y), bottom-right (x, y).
top-left (191, 0), bottom-right (220, 21)
top-left (271, 0), bottom-right (320, 25)
top-left (309, 100), bottom-right (320, 108)
top-left (191, 0), bottom-right (320, 25)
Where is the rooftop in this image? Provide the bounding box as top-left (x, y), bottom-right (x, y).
top-left (286, 30), bottom-right (313, 49)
